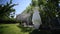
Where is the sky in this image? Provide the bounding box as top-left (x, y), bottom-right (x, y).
top-left (0, 0), bottom-right (32, 17)
top-left (12, 0), bottom-right (32, 15)
top-left (0, 0), bottom-right (60, 18)
top-left (12, 0), bottom-right (32, 17)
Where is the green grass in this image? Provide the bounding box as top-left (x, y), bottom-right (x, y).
top-left (0, 24), bottom-right (53, 34)
top-left (0, 24), bottom-right (33, 34)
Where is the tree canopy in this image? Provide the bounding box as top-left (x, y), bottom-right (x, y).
top-left (0, 0), bottom-right (18, 23)
top-left (23, 0), bottom-right (60, 30)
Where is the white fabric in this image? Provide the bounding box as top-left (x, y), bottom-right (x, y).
top-left (33, 24), bottom-right (40, 29)
top-left (32, 6), bottom-right (42, 29)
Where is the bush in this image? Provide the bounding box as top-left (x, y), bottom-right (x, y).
top-left (0, 18), bottom-right (21, 24)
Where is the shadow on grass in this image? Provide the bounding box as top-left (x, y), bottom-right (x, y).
top-left (0, 26), bottom-right (9, 34)
top-left (17, 25), bottom-right (33, 32)
top-left (29, 29), bottom-right (41, 34)
top-left (17, 25), bottom-right (52, 34)
top-left (0, 26), bottom-right (9, 29)
top-left (0, 30), bottom-right (4, 34)
top-left (29, 29), bottom-right (52, 34)
top-left (29, 29), bottom-right (60, 34)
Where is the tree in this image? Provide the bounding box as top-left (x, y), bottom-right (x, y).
top-left (0, 0), bottom-right (17, 20)
top-left (0, 0), bottom-right (18, 23)
top-left (31, 0), bottom-right (60, 33)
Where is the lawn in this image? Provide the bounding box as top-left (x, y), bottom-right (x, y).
top-left (0, 24), bottom-right (53, 34)
top-left (0, 24), bottom-right (33, 34)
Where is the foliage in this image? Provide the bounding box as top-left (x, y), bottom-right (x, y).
top-left (33, 0), bottom-right (60, 26)
top-left (23, 0), bottom-right (60, 33)
top-left (0, 0), bottom-right (18, 23)
top-left (0, 0), bottom-right (16, 18)
top-left (23, 0), bottom-right (60, 26)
